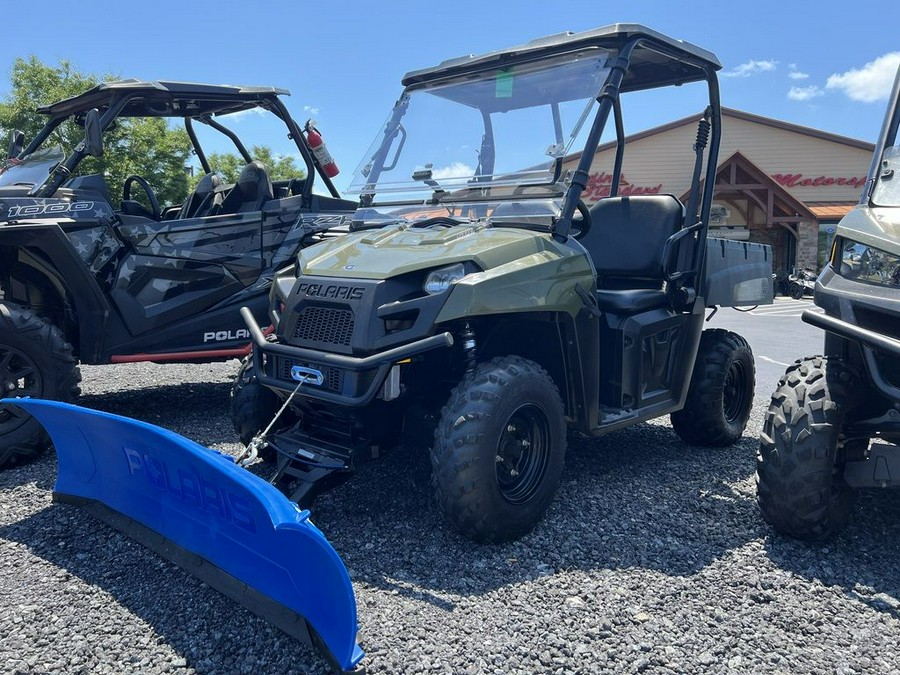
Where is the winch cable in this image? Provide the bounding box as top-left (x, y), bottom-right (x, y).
top-left (235, 378), bottom-right (307, 466)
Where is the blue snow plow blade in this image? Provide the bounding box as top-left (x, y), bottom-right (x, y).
top-left (2, 398), bottom-right (364, 673)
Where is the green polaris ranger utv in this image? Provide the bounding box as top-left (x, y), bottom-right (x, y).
top-left (234, 24), bottom-right (773, 542)
top-left (757, 67), bottom-right (900, 540)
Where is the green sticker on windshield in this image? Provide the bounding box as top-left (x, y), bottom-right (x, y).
top-left (495, 69), bottom-right (513, 98)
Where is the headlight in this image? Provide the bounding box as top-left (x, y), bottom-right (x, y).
top-left (423, 262), bottom-right (467, 295)
top-left (270, 267), bottom-right (296, 327)
top-left (839, 240), bottom-right (900, 287)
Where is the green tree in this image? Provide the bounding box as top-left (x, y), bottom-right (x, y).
top-left (200, 146), bottom-right (305, 186)
top-left (0, 56), bottom-right (192, 207)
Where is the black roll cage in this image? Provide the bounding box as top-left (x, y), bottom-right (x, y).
top-left (20, 89), bottom-right (342, 205)
top-left (861, 66), bottom-right (900, 206)
top-left (554, 35), bottom-right (722, 297)
top-left (358, 32), bottom-right (721, 294)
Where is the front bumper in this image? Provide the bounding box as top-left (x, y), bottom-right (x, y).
top-left (241, 306), bottom-right (454, 405)
top-left (802, 310), bottom-right (900, 359)
top-left (810, 267), bottom-right (900, 402)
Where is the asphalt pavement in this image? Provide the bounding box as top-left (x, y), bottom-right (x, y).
top-left (709, 296), bottom-right (824, 398)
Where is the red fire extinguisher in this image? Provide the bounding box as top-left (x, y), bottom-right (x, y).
top-left (304, 121), bottom-right (339, 178)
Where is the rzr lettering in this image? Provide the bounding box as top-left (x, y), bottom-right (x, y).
top-left (7, 201), bottom-right (94, 218)
top-left (300, 214), bottom-right (349, 227)
top-left (295, 283), bottom-right (365, 300)
top-left (122, 445), bottom-right (256, 532)
top-left (203, 328), bottom-right (250, 343)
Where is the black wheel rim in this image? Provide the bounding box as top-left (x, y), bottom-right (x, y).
top-left (495, 404), bottom-right (551, 505)
top-left (723, 359), bottom-right (747, 423)
top-left (0, 344), bottom-right (42, 433)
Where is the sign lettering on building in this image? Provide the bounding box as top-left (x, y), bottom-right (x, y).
top-left (582, 171), bottom-right (664, 201)
top-left (771, 173), bottom-right (866, 189)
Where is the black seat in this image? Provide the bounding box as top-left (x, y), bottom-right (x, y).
top-left (218, 161), bottom-right (273, 214)
top-left (177, 172), bottom-right (221, 219)
top-left (580, 195), bottom-right (685, 314)
top-left (64, 174), bottom-right (111, 202)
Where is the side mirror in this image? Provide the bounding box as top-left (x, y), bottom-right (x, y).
top-left (83, 108), bottom-right (103, 157)
top-left (7, 129), bottom-right (24, 159)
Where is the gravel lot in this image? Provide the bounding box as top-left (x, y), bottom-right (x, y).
top-left (3, 355), bottom-right (900, 674)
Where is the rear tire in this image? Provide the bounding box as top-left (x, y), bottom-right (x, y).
top-left (671, 329), bottom-right (755, 446)
top-left (756, 356), bottom-right (860, 541)
top-left (0, 303), bottom-right (81, 469)
top-left (230, 355), bottom-right (293, 459)
top-left (431, 356), bottom-right (566, 543)
top-left (789, 282), bottom-right (805, 300)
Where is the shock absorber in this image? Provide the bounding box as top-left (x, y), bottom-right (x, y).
top-left (461, 322), bottom-right (477, 373)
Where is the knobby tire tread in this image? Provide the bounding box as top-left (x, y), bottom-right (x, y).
top-left (756, 355), bottom-right (858, 541)
top-left (430, 355), bottom-right (565, 543)
top-left (671, 329), bottom-right (755, 447)
top-left (0, 304), bottom-right (81, 468)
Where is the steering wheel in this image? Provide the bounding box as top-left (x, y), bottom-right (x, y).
top-left (570, 199), bottom-right (592, 240)
top-left (123, 174), bottom-right (161, 220)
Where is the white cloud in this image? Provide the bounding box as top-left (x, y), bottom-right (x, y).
top-left (722, 59), bottom-right (778, 78)
top-left (788, 85), bottom-right (824, 101)
top-left (225, 107), bottom-right (267, 121)
top-left (788, 64), bottom-right (809, 80)
top-left (826, 52), bottom-right (900, 102)
top-left (431, 162), bottom-right (475, 180)
top-left (304, 105), bottom-right (321, 116)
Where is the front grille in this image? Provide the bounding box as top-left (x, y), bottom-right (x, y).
top-left (854, 305), bottom-right (900, 389)
top-left (293, 306), bottom-right (354, 347)
top-left (278, 357), bottom-right (343, 392)
top-left (855, 306), bottom-right (900, 342)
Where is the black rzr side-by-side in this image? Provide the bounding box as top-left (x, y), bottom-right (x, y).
top-left (0, 81), bottom-right (356, 468)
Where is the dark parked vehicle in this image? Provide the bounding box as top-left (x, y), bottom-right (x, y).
top-left (757, 67), bottom-right (900, 540)
top-left (787, 266), bottom-right (817, 299)
top-left (0, 80), bottom-right (356, 468)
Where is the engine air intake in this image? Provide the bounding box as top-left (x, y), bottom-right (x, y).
top-left (293, 307), bottom-right (355, 347)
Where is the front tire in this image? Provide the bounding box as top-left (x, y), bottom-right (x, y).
top-left (756, 356), bottom-right (861, 541)
top-left (0, 303), bottom-right (81, 469)
top-left (789, 282), bottom-right (805, 300)
top-left (431, 356), bottom-right (566, 543)
top-left (671, 329), bottom-right (755, 446)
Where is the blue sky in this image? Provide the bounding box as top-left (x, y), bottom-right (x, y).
top-left (2, 0), bottom-right (898, 192)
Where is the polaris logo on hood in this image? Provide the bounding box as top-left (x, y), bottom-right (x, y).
top-left (296, 282), bottom-right (365, 300)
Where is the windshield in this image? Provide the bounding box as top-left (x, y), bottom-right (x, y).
top-left (0, 146), bottom-right (65, 189)
top-left (347, 49), bottom-right (612, 222)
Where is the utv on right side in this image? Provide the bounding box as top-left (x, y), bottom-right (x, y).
top-left (757, 67), bottom-right (900, 540)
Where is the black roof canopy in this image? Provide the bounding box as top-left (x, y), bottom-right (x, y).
top-left (401, 23), bottom-right (721, 93)
top-left (37, 80), bottom-right (290, 118)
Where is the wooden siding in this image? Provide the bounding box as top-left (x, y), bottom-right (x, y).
top-left (567, 111), bottom-right (873, 205)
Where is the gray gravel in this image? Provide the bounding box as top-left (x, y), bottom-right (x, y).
top-left (3, 359), bottom-right (900, 674)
